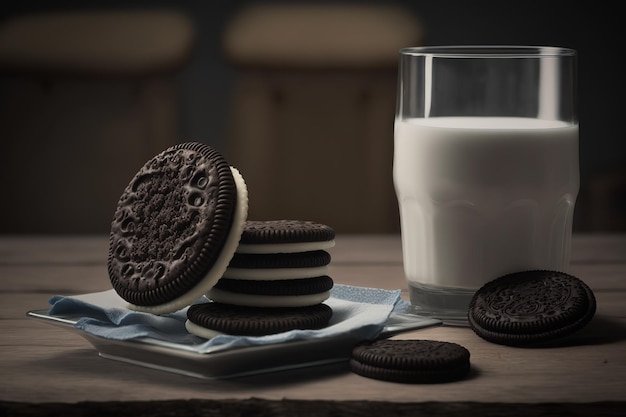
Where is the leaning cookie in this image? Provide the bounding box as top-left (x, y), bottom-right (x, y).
top-left (107, 142), bottom-right (248, 315)
top-left (185, 302), bottom-right (333, 339)
top-left (468, 270), bottom-right (596, 346)
top-left (235, 220), bottom-right (336, 254)
top-left (350, 339), bottom-right (471, 383)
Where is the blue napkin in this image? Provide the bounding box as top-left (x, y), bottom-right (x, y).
top-left (48, 284), bottom-right (435, 354)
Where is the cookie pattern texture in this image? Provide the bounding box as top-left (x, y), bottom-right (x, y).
top-left (186, 302), bottom-right (333, 336)
top-left (352, 339), bottom-right (469, 370)
top-left (468, 270), bottom-right (596, 345)
top-left (350, 339), bottom-right (471, 383)
top-left (108, 142), bottom-right (236, 307)
top-left (240, 220), bottom-right (335, 244)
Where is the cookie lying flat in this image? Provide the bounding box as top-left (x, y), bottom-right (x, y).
top-left (235, 220), bottom-right (336, 254)
top-left (468, 270), bottom-right (596, 346)
top-left (213, 275), bottom-right (334, 296)
top-left (209, 274), bottom-right (333, 307)
top-left (107, 142), bottom-right (248, 314)
top-left (185, 302), bottom-right (333, 338)
top-left (207, 287), bottom-right (332, 308)
top-left (207, 220), bottom-right (335, 307)
top-left (350, 339), bottom-right (471, 383)
top-left (209, 266), bottom-right (334, 307)
top-left (223, 250), bottom-right (331, 280)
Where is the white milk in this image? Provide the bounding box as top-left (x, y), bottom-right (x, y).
top-left (393, 117), bottom-right (579, 291)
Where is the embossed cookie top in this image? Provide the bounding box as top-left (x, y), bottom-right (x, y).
top-left (468, 270), bottom-right (596, 346)
top-left (350, 339), bottom-right (471, 383)
top-left (240, 220), bottom-right (335, 244)
top-left (107, 142), bottom-right (237, 308)
top-left (352, 339), bottom-right (470, 371)
top-left (235, 220), bottom-right (336, 254)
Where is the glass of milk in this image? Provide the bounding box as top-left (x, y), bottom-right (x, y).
top-left (394, 46), bottom-right (578, 325)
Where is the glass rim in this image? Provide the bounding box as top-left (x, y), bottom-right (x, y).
top-left (399, 45), bottom-right (576, 58)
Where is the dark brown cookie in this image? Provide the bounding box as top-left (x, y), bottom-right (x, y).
top-left (213, 275), bottom-right (334, 296)
top-left (350, 339), bottom-right (471, 383)
top-left (236, 220), bottom-right (335, 254)
top-left (228, 250), bottom-right (331, 269)
top-left (186, 302), bottom-right (333, 337)
top-left (107, 142), bottom-right (248, 314)
top-left (468, 270), bottom-right (596, 346)
top-left (214, 220), bottom-right (335, 307)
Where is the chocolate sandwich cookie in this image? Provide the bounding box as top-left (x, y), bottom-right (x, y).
top-left (207, 287), bottom-right (332, 308)
top-left (107, 142), bottom-right (248, 315)
top-left (210, 274), bottom-right (334, 306)
top-left (350, 339), bottom-right (471, 383)
top-left (207, 219), bottom-right (335, 307)
top-left (185, 301), bottom-right (333, 339)
top-left (468, 270), bottom-right (596, 346)
top-left (228, 250), bottom-right (332, 269)
top-left (223, 250), bottom-right (331, 280)
top-left (213, 275), bottom-right (334, 296)
top-left (235, 220), bottom-right (336, 254)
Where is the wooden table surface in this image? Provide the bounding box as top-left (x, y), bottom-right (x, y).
top-left (1, 233), bottom-right (625, 411)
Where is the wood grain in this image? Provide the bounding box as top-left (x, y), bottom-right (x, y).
top-left (1, 234), bottom-right (625, 407)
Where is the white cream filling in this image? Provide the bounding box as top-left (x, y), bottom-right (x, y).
top-left (129, 166), bottom-right (249, 315)
top-left (207, 288), bottom-right (330, 307)
top-left (185, 319), bottom-right (222, 340)
top-left (222, 265), bottom-right (328, 280)
top-left (235, 240), bottom-right (335, 254)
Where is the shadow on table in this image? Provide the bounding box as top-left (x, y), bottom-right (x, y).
top-left (573, 315), bottom-right (626, 344)
top-left (525, 315), bottom-right (626, 349)
top-left (28, 348), bottom-right (353, 391)
top-left (30, 344), bottom-right (483, 394)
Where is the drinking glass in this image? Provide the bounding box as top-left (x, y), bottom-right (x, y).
top-left (393, 46), bottom-right (578, 325)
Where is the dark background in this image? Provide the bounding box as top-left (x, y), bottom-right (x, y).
top-left (1, 0), bottom-right (623, 232)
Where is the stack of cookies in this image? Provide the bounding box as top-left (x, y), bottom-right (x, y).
top-left (106, 142), bottom-right (337, 339)
top-left (185, 220), bottom-right (337, 339)
top-left (209, 220), bottom-right (336, 308)
top-left (102, 142), bottom-right (475, 385)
